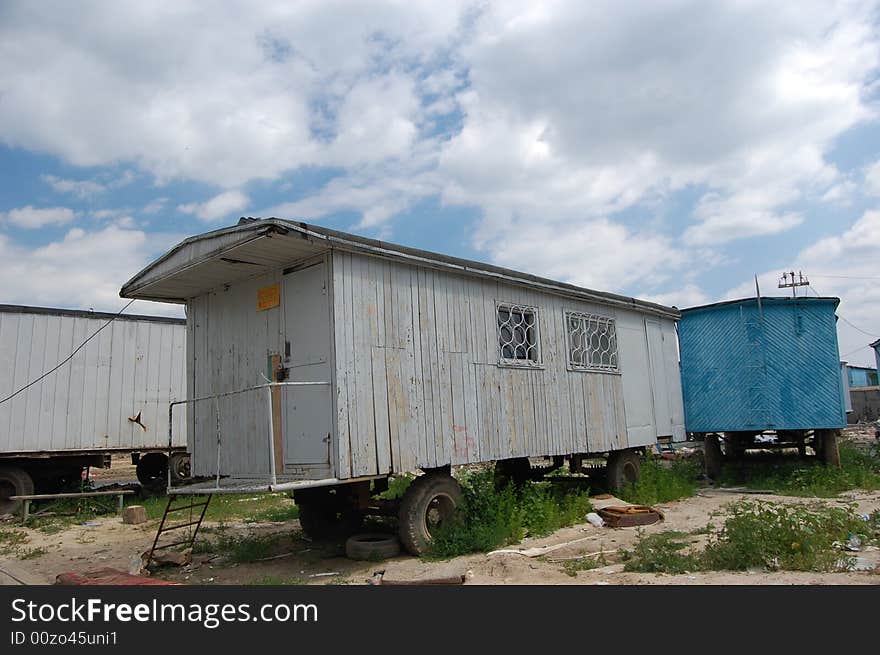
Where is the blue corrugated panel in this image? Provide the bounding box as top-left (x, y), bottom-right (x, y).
top-left (679, 297), bottom-right (846, 432)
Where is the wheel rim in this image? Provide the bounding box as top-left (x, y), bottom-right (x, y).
top-left (621, 461), bottom-right (638, 485)
top-left (172, 456), bottom-right (190, 479)
top-left (423, 492), bottom-right (456, 536)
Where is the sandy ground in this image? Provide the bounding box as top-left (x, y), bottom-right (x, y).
top-left (2, 427), bottom-right (878, 586)
top-left (2, 487), bottom-right (878, 586)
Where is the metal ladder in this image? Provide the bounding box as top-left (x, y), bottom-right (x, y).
top-left (145, 494), bottom-right (212, 565)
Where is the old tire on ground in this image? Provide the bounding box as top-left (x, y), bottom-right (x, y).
top-left (296, 488), bottom-right (362, 540)
top-left (398, 473), bottom-right (462, 556)
top-left (345, 533), bottom-right (401, 561)
top-left (169, 452), bottom-right (191, 482)
top-left (817, 429), bottom-right (841, 468)
top-left (0, 466), bottom-right (35, 515)
top-left (704, 434), bottom-right (723, 479)
top-left (605, 449), bottom-right (641, 491)
top-left (136, 453), bottom-right (168, 492)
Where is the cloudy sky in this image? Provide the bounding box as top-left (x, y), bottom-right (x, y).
top-left (1, 0), bottom-right (879, 365)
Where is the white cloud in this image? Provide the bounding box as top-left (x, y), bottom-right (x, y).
top-left (475, 217), bottom-right (685, 292)
top-left (178, 190), bottom-right (250, 223)
top-left (0, 222), bottom-right (183, 313)
top-left (3, 205), bottom-right (76, 229)
top-left (864, 160), bottom-right (880, 197)
top-left (0, 2), bottom-right (468, 187)
top-left (142, 197), bottom-right (168, 215)
top-left (41, 174), bottom-right (106, 198)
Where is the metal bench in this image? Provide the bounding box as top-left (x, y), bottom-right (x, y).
top-left (9, 490), bottom-right (136, 524)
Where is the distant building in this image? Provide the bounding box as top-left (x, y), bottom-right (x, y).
top-left (847, 364), bottom-right (879, 388)
top-left (872, 338), bottom-right (880, 373)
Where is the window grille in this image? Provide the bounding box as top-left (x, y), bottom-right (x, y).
top-left (497, 303), bottom-right (541, 366)
top-left (566, 311), bottom-right (618, 372)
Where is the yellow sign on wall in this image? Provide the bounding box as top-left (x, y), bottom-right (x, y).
top-left (257, 283), bottom-right (280, 311)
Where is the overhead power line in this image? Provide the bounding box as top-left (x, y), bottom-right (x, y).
top-left (0, 299), bottom-right (137, 407)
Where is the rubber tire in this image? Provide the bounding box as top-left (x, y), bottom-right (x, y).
top-left (169, 452), bottom-right (191, 482)
top-left (704, 434), bottom-right (723, 480)
top-left (398, 473), bottom-right (462, 556)
top-left (345, 533), bottom-right (401, 561)
top-left (297, 492), bottom-right (363, 541)
top-left (136, 453), bottom-right (168, 492)
top-left (818, 429), bottom-right (841, 468)
top-left (605, 449), bottom-right (641, 491)
top-left (0, 466), bottom-right (35, 515)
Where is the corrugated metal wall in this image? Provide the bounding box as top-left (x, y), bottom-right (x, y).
top-left (679, 298), bottom-right (847, 432)
top-left (0, 309), bottom-right (186, 454)
top-left (332, 251), bottom-right (683, 479)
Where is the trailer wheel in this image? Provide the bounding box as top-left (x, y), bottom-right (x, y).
top-left (704, 434), bottom-right (723, 479)
top-left (296, 488), bottom-right (362, 540)
top-left (169, 453), bottom-right (191, 481)
top-left (816, 429), bottom-right (841, 468)
top-left (605, 449), bottom-right (640, 491)
top-left (398, 473), bottom-right (462, 556)
top-left (345, 533), bottom-right (401, 561)
top-left (136, 453), bottom-right (168, 492)
top-left (0, 466), bottom-right (34, 515)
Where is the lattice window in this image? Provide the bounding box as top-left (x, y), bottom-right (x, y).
top-left (566, 311), bottom-right (618, 372)
top-left (497, 303), bottom-right (541, 366)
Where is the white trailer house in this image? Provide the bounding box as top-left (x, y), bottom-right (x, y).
top-left (0, 305), bottom-right (187, 511)
top-left (121, 218), bottom-right (684, 554)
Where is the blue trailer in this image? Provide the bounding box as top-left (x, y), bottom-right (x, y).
top-left (678, 296), bottom-right (845, 476)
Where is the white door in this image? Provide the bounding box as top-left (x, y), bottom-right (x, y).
top-left (281, 262), bottom-right (333, 466)
top-left (646, 319), bottom-right (673, 437)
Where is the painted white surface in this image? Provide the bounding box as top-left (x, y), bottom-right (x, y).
top-left (0, 309), bottom-right (186, 454)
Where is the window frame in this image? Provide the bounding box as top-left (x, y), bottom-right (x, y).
top-left (495, 301), bottom-right (543, 368)
top-left (564, 310), bottom-right (620, 374)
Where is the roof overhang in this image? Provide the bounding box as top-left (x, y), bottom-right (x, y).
top-left (121, 218), bottom-right (681, 319)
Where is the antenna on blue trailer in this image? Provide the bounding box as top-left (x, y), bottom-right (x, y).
top-left (778, 270), bottom-right (810, 297)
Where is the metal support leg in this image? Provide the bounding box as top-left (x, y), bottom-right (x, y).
top-left (117, 494), bottom-right (124, 514)
top-left (21, 500), bottom-right (30, 525)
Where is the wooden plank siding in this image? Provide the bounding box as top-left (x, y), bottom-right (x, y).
top-left (330, 250), bottom-right (677, 478)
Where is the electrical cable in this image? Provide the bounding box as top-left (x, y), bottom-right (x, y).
top-left (0, 299), bottom-right (137, 406)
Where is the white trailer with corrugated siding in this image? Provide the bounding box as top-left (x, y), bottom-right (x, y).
top-left (121, 218), bottom-right (684, 554)
top-left (0, 305), bottom-right (187, 512)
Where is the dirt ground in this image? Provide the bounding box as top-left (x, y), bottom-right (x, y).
top-left (2, 429), bottom-right (879, 586)
top-left (2, 487), bottom-right (878, 586)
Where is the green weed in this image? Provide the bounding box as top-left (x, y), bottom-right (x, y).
top-left (621, 500), bottom-right (877, 574)
top-left (425, 468), bottom-right (592, 559)
top-left (618, 454), bottom-right (702, 505)
top-left (0, 529), bottom-right (28, 555)
top-left (719, 442), bottom-right (880, 497)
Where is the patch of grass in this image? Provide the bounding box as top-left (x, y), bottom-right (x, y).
top-left (562, 551), bottom-right (609, 576)
top-left (249, 575), bottom-right (307, 585)
top-left (425, 468), bottom-right (593, 559)
top-left (0, 529), bottom-right (28, 555)
top-left (18, 547), bottom-right (47, 560)
top-left (621, 500), bottom-right (877, 574)
top-left (621, 531), bottom-right (702, 574)
top-left (618, 455), bottom-right (702, 505)
top-left (702, 501), bottom-right (873, 572)
top-left (140, 493), bottom-right (297, 524)
top-left (375, 474), bottom-right (415, 500)
top-left (719, 442), bottom-right (880, 497)
top-left (193, 531), bottom-right (300, 563)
